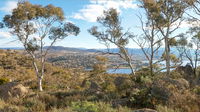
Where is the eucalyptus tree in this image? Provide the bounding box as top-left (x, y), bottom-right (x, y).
top-left (140, 0), bottom-right (188, 75)
top-left (2, 2), bottom-right (80, 91)
top-left (177, 29), bottom-right (200, 77)
top-left (88, 8), bottom-right (135, 75)
top-left (133, 12), bottom-right (163, 76)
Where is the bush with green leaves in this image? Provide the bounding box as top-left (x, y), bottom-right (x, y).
top-left (71, 101), bottom-right (98, 112)
top-left (23, 98), bottom-right (46, 112)
top-left (193, 86), bottom-right (200, 95)
top-left (0, 77), bottom-right (10, 85)
top-left (70, 101), bottom-right (132, 112)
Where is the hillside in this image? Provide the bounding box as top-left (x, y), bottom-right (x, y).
top-left (0, 49), bottom-right (200, 112)
top-left (0, 49), bottom-right (85, 91)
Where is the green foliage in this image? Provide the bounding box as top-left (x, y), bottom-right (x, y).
top-left (142, 0), bottom-right (187, 27)
top-left (50, 108), bottom-right (75, 112)
top-left (192, 86), bottom-right (200, 95)
top-left (70, 101), bottom-right (131, 112)
top-left (71, 101), bottom-right (98, 112)
top-left (23, 98), bottom-right (46, 112)
top-left (169, 38), bottom-right (177, 46)
top-left (0, 77), bottom-right (10, 85)
top-left (88, 8), bottom-right (132, 47)
top-left (38, 93), bottom-right (58, 110)
top-left (92, 56), bottom-right (108, 74)
top-left (95, 102), bottom-right (115, 112)
top-left (130, 88), bottom-right (153, 108)
top-left (161, 53), bottom-right (180, 63)
top-left (4, 2), bottom-right (64, 26)
top-left (100, 76), bottom-right (119, 99)
top-left (134, 68), bottom-right (153, 87)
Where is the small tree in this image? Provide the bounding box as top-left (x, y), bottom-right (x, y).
top-left (2, 2), bottom-right (80, 91)
top-left (88, 8), bottom-right (135, 75)
top-left (133, 12), bottom-right (163, 76)
top-left (92, 56), bottom-right (108, 74)
top-left (177, 29), bottom-right (200, 77)
top-left (183, 0), bottom-right (200, 77)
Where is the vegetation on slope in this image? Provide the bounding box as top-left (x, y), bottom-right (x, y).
top-left (0, 49), bottom-right (200, 112)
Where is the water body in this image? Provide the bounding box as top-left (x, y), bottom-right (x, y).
top-left (107, 68), bottom-right (133, 74)
top-left (106, 60), bottom-right (199, 74)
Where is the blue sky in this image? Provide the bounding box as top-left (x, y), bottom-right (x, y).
top-left (0, 0), bottom-right (194, 48)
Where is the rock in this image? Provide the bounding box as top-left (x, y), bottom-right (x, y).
top-left (0, 82), bottom-right (29, 100)
top-left (151, 77), bottom-right (190, 104)
top-left (176, 65), bottom-right (194, 76)
top-left (134, 108), bottom-right (157, 112)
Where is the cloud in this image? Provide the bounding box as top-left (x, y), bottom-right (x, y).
top-left (72, 0), bottom-right (138, 22)
top-left (0, 31), bottom-right (12, 38)
top-left (0, 1), bottom-right (18, 13)
top-left (170, 20), bottom-right (200, 29)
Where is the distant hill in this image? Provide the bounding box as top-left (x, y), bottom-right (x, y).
top-left (0, 47), bottom-right (23, 50)
top-left (43, 46), bottom-right (87, 52)
top-left (0, 46), bottom-right (182, 59)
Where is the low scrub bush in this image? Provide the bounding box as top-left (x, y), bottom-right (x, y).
top-left (71, 101), bottom-right (98, 112)
top-left (0, 77), bottom-right (10, 85)
top-left (23, 98), bottom-right (46, 112)
top-left (156, 105), bottom-right (181, 112)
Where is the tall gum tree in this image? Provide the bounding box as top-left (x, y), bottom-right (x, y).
top-left (88, 8), bottom-right (135, 75)
top-left (2, 2), bottom-right (80, 91)
top-left (140, 0), bottom-right (188, 75)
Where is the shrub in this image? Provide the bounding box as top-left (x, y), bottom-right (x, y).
top-left (96, 102), bottom-right (115, 112)
top-left (129, 88), bottom-right (154, 108)
top-left (0, 77), bottom-right (10, 85)
top-left (117, 106), bottom-right (132, 112)
top-left (38, 93), bottom-right (58, 110)
top-left (50, 108), bottom-right (75, 112)
top-left (0, 99), bottom-right (27, 112)
top-left (70, 101), bottom-right (132, 112)
top-left (71, 101), bottom-right (98, 112)
top-left (133, 69), bottom-right (153, 88)
top-left (23, 98), bottom-right (46, 112)
top-left (193, 86), bottom-right (200, 95)
top-left (156, 105), bottom-right (181, 112)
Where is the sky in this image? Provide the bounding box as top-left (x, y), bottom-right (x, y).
top-left (0, 0), bottom-right (195, 49)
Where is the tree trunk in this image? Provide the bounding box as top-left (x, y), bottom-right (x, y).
top-left (129, 62), bottom-right (135, 75)
top-left (150, 59), bottom-right (153, 76)
top-left (120, 47), bottom-right (135, 75)
top-left (194, 50), bottom-right (198, 77)
top-left (150, 42), bottom-right (154, 76)
top-left (165, 37), bottom-right (170, 75)
top-left (38, 77), bottom-right (43, 91)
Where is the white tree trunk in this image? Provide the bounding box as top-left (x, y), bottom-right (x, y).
top-left (121, 47), bottom-right (135, 75)
top-left (165, 37), bottom-right (170, 75)
top-left (38, 77), bottom-right (43, 91)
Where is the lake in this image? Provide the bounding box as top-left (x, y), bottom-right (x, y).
top-left (107, 68), bottom-right (133, 74)
top-left (106, 60), bottom-right (199, 74)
